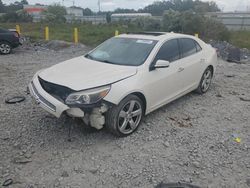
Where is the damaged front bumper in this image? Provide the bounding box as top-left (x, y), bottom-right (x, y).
top-left (29, 76), bottom-right (111, 129)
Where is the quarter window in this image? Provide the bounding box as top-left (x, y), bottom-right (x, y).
top-left (180, 38), bottom-right (199, 58)
top-left (154, 39), bottom-right (180, 63)
top-left (195, 41), bottom-right (202, 52)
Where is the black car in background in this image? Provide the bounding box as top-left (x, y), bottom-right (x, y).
top-left (0, 28), bottom-right (21, 55)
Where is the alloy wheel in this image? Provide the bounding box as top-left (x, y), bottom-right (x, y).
top-left (0, 43), bottom-right (11, 54)
top-left (201, 69), bottom-right (212, 92)
top-left (118, 100), bottom-right (142, 135)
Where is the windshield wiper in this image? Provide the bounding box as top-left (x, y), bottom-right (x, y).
top-left (99, 59), bottom-right (117, 64)
top-left (85, 53), bottom-right (94, 60)
top-left (85, 54), bottom-right (117, 65)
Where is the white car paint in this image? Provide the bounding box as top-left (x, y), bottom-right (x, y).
top-left (39, 56), bottom-right (137, 91)
top-left (29, 32), bottom-right (217, 118)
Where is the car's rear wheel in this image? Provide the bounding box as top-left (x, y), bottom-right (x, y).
top-left (196, 67), bottom-right (213, 94)
top-left (0, 41), bottom-right (12, 55)
top-left (105, 94), bottom-right (144, 136)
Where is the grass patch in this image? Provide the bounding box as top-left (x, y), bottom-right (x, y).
top-left (230, 30), bottom-right (250, 49)
top-left (1, 22), bottom-right (250, 49)
top-left (0, 22), bottom-right (142, 47)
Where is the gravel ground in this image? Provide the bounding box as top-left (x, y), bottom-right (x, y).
top-left (0, 44), bottom-right (250, 188)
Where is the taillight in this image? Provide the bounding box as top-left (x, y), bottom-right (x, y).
top-left (214, 47), bottom-right (220, 56)
top-left (13, 32), bottom-right (19, 38)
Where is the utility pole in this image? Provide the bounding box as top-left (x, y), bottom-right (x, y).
top-left (98, 0), bottom-right (101, 12)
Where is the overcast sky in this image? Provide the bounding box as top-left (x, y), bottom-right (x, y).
top-left (2, 0), bottom-right (250, 12)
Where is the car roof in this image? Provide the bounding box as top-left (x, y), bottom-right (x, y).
top-left (0, 28), bottom-right (10, 33)
top-left (118, 32), bottom-right (198, 42)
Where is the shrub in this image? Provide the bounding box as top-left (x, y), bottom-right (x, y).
top-left (0, 10), bottom-right (32, 22)
top-left (42, 4), bottom-right (66, 23)
top-left (202, 18), bottom-right (230, 41)
top-left (132, 17), bottom-right (161, 31)
top-left (162, 10), bottom-right (182, 32)
top-left (162, 10), bottom-right (230, 41)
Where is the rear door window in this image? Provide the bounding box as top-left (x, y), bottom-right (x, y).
top-left (195, 41), bottom-right (202, 52)
top-left (0, 29), bottom-right (8, 33)
top-left (180, 38), bottom-right (199, 58)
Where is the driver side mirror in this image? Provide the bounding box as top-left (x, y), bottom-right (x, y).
top-left (154, 60), bottom-right (170, 69)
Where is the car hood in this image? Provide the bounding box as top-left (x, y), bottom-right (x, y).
top-left (38, 56), bottom-right (137, 91)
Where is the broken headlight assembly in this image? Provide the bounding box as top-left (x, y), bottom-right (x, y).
top-left (65, 85), bottom-right (111, 105)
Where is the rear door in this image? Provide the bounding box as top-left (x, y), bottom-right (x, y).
top-left (178, 38), bottom-right (204, 92)
top-left (143, 39), bottom-right (183, 111)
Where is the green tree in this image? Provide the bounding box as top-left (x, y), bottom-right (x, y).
top-left (180, 11), bottom-right (204, 34)
top-left (140, 0), bottom-right (220, 16)
top-left (162, 10), bottom-right (229, 41)
top-left (106, 12), bottom-right (111, 23)
top-left (133, 17), bottom-right (161, 31)
top-left (202, 18), bottom-right (230, 41)
top-left (0, 0), bottom-right (4, 13)
top-left (162, 10), bottom-right (182, 32)
top-left (43, 4), bottom-right (67, 23)
top-left (20, 0), bottom-right (28, 5)
top-left (113, 8), bottom-right (136, 14)
top-left (0, 10), bottom-right (32, 22)
top-left (82, 8), bottom-right (93, 16)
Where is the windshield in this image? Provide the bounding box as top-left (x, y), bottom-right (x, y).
top-left (86, 37), bottom-right (157, 66)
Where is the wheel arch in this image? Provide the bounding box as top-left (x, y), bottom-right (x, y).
top-left (207, 65), bottom-right (214, 76)
top-left (114, 92), bottom-right (147, 115)
top-left (0, 40), bottom-right (11, 44)
top-left (130, 92), bottom-right (147, 114)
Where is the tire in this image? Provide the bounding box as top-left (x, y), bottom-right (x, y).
top-left (105, 94), bottom-right (144, 137)
top-left (0, 41), bottom-right (12, 55)
top-left (196, 67), bottom-right (213, 94)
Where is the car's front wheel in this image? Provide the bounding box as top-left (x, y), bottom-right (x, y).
top-left (196, 66), bottom-right (213, 94)
top-left (105, 94), bottom-right (144, 136)
top-left (0, 41), bottom-right (12, 55)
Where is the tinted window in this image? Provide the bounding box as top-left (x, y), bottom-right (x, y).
top-left (154, 39), bottom-right (180, 63)
top-left (0, 28), bottom-right (8, 33)
top-left (195, 41), bottom-right (202, 52)
top-left (180, 38), bottom-right (198, 58)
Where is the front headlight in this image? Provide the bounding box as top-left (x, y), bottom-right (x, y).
top-left (65, 85), bottom-right (111, 105)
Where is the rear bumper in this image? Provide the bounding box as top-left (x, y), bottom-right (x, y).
top-left (29, 76), bottom-right (70, 118)
top-left (11, 40), bottom-right (21, 48)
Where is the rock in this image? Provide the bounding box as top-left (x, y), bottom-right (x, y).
top-left (61, 170), bottom-right (69, 177)
top-left (13, 156), bottom-right (32, 164)
top-left (240, 97), bottom-right (250, 102)
top-left (225, 74), bottom-right (235, 78)
top-left (246, 178), bottom-right (250, 186)
top-left (163, 141), bottom-right (170, 147)
top-left (192, 161), bottom-right (200, 168)
top-left (1, 131), bottom-right (11, 140)
top-left (216, 94), bottom-right (223, 98)
top-left (89, 167), bottom-right (98, 174)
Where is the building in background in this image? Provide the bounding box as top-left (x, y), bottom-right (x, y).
top-left (23, 5), bottom-right (47, 22)
top-left (66, 7), bottom-right (83, 17)
top-left (206, 12), bottom-right (250, 30)
top-left (111, 13), bottom-right (152, 22)
top-left (23, 5), bottom-right (47, 16)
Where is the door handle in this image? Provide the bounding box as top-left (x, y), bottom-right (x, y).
top-left (200, 58), bottom-right (205, 63)
top-left (178, 67), bottom-right (184, 72)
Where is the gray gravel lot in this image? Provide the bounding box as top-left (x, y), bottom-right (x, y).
top-left (0, 44), bottom-right (250, 188)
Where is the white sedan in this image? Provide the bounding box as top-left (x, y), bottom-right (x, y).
top-left (29, 32), bottom-right (217, 136)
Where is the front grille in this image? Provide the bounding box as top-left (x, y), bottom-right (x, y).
top-left (38, 77), bottom-right (74, 102)
top-left (31, 82), bottom-right (56, 111)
